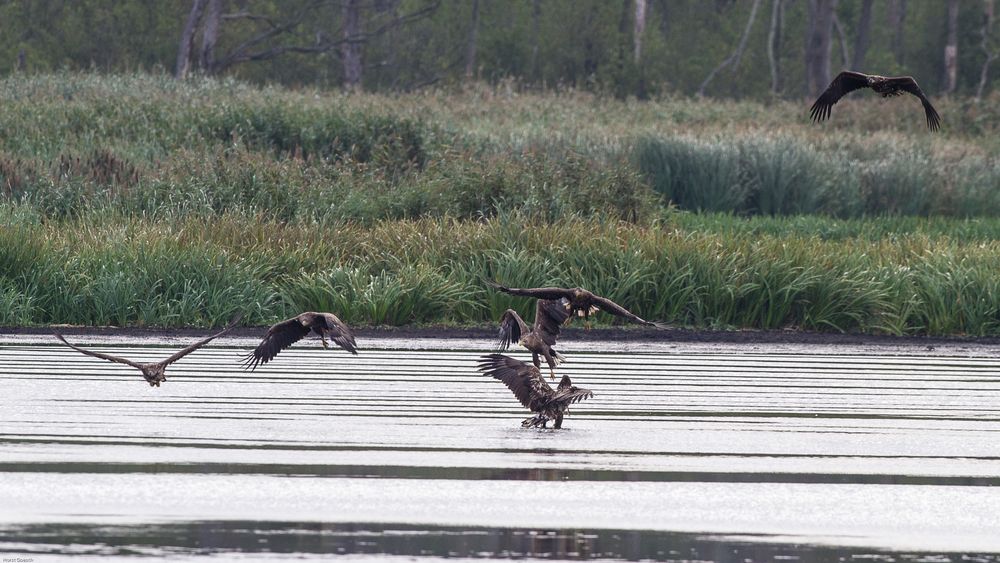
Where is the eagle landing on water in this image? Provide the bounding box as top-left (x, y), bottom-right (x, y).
top-left (478, 353), bottom-right (594, 429)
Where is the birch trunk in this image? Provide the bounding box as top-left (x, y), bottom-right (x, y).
top-left (198, 0), bottom-right (222, 73)
top-left (851, 0), bottom-right (873, 70)
top-left (175, 0), bottom-right (207, 79)
top-left (342, 0), bottom-right (363, 90)
top-left (832, 14), bottom-right (849, 69)
top-left (530, 0), bottom-right (541, 79)
top-left (944, 0), bottom-right (960, 94)
top-left (698, 0), bottom-right (761, 96)
top-left (465, 0), bottom-right (480, 79)
top-left (634, 0), bottom-right (647, 64)
top-left (805, 0), bottom-right (837, 97)
top-left (977, 0), bottom-right (998, 100)
top-left (768, 0), bottom-right (784, 94)
top-left (888, 0), bottom-right (907, 67)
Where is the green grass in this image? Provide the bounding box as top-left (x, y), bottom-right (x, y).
top-left (5, 73), bottom-right (1000, 334)
top-left (4, 72), bottom-right (1000, 222)
top-left (4, 211), bottom-right (1000, 336)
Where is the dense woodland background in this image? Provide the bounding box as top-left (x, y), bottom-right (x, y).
top-left (3, 0), bottom-right (1000, 99)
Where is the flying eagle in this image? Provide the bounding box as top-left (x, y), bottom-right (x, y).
top-left (496, 298), bottom-right (571, 380)
top-left (53, 317), bottom-right (239, 387)
top-left (809, 71), bottom-right (941, 130)
top-left (477, 353), bottom-right (594, 429)
top-left (486, 281), bottom-right (667, 328)
top-left (242, 311), bottom-right (357, 371)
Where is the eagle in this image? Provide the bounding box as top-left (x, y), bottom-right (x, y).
top-left (496, 298), bottom-right (571, 380)
top-left (242, 311), bottom-right (357, 371)
top-left (477, 353), bottom-right (594, 429)
top-left (53, 316), bottom-right (240, 387)
top-left (809, 71), bottom-right (941, 131)
top-left (486, 281), bottom-right (667, 328)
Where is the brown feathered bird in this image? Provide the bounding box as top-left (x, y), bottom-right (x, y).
top-left (53, 317), bottom-right (240, 387)
top-left (497, 298), bottom-right (571, 380)
top-left (242, 311), bottom-right (357, 371)
top-left (809, 71), bottom-right (941, 131)
top-left (478, 353), bottom-right (594, 429)
top-left (487, 281), bottom-right (667, 329)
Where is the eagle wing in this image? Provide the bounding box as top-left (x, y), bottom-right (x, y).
top-left (887, 76), bottom-right (941, 131)
top-left (241, 317), bottom-right (311, 371)
top-left (809, 71), bottom-right (871, 122)
top-left (587, 294), bottom-right (666, 327)
top-left (546, 374), bottom-right (594, 408)
top-left (318, 312), bottom-right (358, 355)
top-left (53, 333), bottom-right (145, 370)
top-left (534, 298), bottom-right (570, 345)
top-left (485, 280), bottom-right (573, 301)
top-left (547, 386), bottom-right (595, 409)
top-left (477, 353), bottom-right (551, 410)
top-left (497, 309), bottom-right (529, 351)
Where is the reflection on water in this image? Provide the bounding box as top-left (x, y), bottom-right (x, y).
top-left (4, 521), bottom-right (997, 562)
top-left (4, 344), bottom-right (1000, 561)
top-left (4, 461), bottom-right (1000, 486)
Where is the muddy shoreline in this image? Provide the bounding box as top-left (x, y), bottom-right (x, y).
top-left (6, 324), bottom-right (1000, 356)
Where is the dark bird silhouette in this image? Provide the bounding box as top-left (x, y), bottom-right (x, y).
top-left (496, 298), bottom-right (571, 380)
top-left (809, 71), bottom-right (941, 131)
top-left (486, 281), bottom-right (667, 329)
top-left (242, 311), bottom-right (357, 371)
top-left (477, 353), bottom-right (594, 429)
top-left (53, 316), bottom-right (240, 387)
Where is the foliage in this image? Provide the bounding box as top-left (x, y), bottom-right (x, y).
top-left (2, 74), bottom-right (1000, 334)
top-left (1, 1), bottom-right (998, 98)
top-left (6, 211), bottom-right (1000, 336)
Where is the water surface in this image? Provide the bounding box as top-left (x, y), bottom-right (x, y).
top-left (2, 339), bottom-right (1000, 561)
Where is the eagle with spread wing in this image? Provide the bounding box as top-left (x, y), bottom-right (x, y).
top-left (809, 71), bottom-right (940, 131)
top-left (478, 353), bottom-right (594, 429)
top-left (54, 315), bottom-right (240, 387)
top-left (242, 311), bottom-right (357, 371)
top-left (496, 298), bottom-right (571, 380)
top-left (487, 281), bottom-right (667, 328)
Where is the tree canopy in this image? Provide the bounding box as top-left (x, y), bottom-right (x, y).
top-left (0, 0), bottom-right (997, 99)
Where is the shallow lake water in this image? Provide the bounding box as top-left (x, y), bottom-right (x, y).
top-left (2, 335), bottom-right (1000, 561)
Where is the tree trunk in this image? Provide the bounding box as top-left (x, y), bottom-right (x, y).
top-left (465, 0), bottom-right (480, 79)
top-left (698, 0), bottom-right (761, 96)
top-left (530, 0), bottom-right (541, 79)
top-left (198, 0), bottom-right (222, 73)
top-left (805, 0), bottom-right (837, 97)
top-left (634, 0), bottom-right (647, 64)
top-left (851, 0), bottom-right (873, 70)
top-left (944, 0), bottom-right (960, 94)
top-left (618, 0), bottom-right (631, 69)
top-left (175, 0), bottom-right (207, 79)
top-left (977, 0), bottom-right (998, 100)
top-left (342, 0), bottom-right (363, 90)
top-left (768, 0), bottom-right (784, 94)
top-left (888, 0), bottom-right (907, 67)
top-left (832, 14), bottom-right (849, 69)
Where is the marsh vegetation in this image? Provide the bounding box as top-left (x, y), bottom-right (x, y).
top-left (4, 73), bottom-right (1000, 335)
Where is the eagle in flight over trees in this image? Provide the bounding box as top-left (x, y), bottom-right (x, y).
top-left (478, 353), bottom-right (594, 429)
top-left (809, 71), bottom-right (941, 131)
